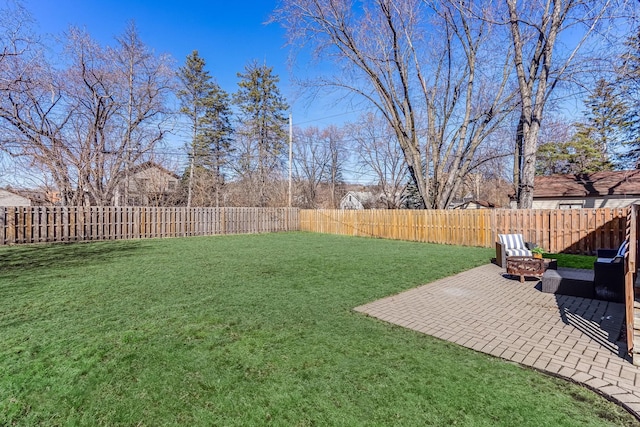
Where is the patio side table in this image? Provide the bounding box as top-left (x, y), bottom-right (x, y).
top-left (541, 268), bottom-right (595, 299)
top-left (543, 258), bottom-right (557, 271)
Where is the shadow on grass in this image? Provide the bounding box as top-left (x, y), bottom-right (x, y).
top-left (0, 240), bottom-right (151, 275)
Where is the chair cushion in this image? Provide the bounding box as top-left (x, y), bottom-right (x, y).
top-left (616, 240), bottom-right (629, 258)
top-left (505, 248), bottom-right (532, 257)
top-left (499, 233), bottom-right (526, 249)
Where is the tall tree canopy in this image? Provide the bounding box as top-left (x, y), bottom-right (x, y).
top-left (536, 78), bottom-right (627, 175)
top-left (275, 0), bottom-right (518, 209)
top-left (0, 20), bottom-right (173, 206)
top-left (503, 0), bottom-right (630, 207)
top-left (616, 27), bottom-right (640, 166)
top-left (177, 50), bottom-right (233, 207)
top-left (276, 0), bottom-right (631, 209)
top-left (233, 61), bottom-right (288, 207)
top-left (579, 79), bottom-right (627, 167)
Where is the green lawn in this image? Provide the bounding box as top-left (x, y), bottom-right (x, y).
top-left (0, 232), bottom-right (635, 426)
top-left (548, 252), bottom-right (597, 269)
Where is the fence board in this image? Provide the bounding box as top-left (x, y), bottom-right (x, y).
top-left (0, 206), bottom-right (629, 255)
top-left (625, 206), bottom-right (637, 355)
top-left (0, 207), bottom-right (299, 245)
top-left (299, 208), bottom-right (629, 255)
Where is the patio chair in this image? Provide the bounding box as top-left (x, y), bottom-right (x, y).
top-left (495, 233), bottom-right (534, 268)
top-left (593, 240), bottom-right (627, 303)
top-left (595, 240), bottom-right (628, 263)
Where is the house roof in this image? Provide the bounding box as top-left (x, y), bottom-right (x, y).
top-left (129, 161), bottom-right (180, 179)
top-left (450, 199), bottom-right (496, 209)
top-left (342, 191), bottom-right (374, 202)
top-left (468, 200), bottom-right (495, 208)
top-left (534, 170), bottom-right (640, 198)
top-left (16, 189), bottom-right (60, 204)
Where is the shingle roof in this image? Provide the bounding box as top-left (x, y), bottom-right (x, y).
top-left (534, 170), bottom-right (640, 198)
top-left (129, 161), bottom-right (180, 179)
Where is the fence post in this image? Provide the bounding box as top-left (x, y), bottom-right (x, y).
top-left (0, 207), bottom-right (6, 245)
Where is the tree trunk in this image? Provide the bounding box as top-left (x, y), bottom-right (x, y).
top-left (187, 157), bottom-right (194, 207)
top-left (513, 114), bottom-right (524, 201)
top-left (518, 120), bottom-right (540, 209)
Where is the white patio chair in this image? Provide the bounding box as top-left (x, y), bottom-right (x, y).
top-left (495, 233), bottom-right (534, 267)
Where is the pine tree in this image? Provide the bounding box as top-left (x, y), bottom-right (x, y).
top-left (582, 79), bottom-right (627, 165)
top-left (199, 85), bottom-right (233, 207)
top-left (402, 180), bottom-right (425, 209)
top-left (536, 142), bottom-right (571, 175)
top-left (536, 131), bottom-right (614, 176)
top-left (565, 127), bottom-right (614, 174)
top-left (536, 79), bottom-right (624, 175)
top-left (177, 51), bottom-right (233, 206)
top-left (233, 61), bottom-right (288, 207)
top-left (616, 27), bottom-right (640, 167)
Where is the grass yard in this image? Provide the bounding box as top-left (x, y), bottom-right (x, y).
top-left (0, 232), bottom-right (635, 426)
top-left (546, 252), bottom-right (597, 270)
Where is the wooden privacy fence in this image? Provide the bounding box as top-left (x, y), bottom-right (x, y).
top-left (0, 206), bottom-right (299, 245)
top-left (300, 208), bottom-right (629, 255)
top-left (623, 205), bottom-right (638, 360)
top-left (2, 206), bottom-right (630, 254)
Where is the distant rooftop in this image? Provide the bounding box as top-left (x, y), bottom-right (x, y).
top-left (535, 170), bottom-right (640, 198)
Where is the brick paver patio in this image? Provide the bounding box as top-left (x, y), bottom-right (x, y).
top-left (354, 263), bottom-right (640, 419)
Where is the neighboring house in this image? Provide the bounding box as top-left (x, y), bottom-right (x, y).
top-left (340, 191), bottom-right (375, 210)
top-left (529, 170), bottom-right (640, 209)
top-left (18, 189), bottom-right (61, 205)
top-left (114, 161), bottom-right (180, 206)
top-left (0, 188), bottom-right (32, 206)
top-left (453, 200), bottom-right (496, 209)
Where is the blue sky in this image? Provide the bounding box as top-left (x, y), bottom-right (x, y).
top-left (25, 0), bottom-right (338, 127)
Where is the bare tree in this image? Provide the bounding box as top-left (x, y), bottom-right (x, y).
top-left (0, 23), bottom-right (173, 206)
top-left (111, 22), bottom-right (173, 205)
top-left (0, 28), bottom-right (78, 203)
top-left (292, 126), bottom-right (333, 208)
top-left (0, 1), bottom-right (52, 189)
top-left (0, 1), bottom-right (34, 89)
top-left (349, 112), bottom-right (407, 208)
top-left (321, 125), bottom-right (347, 208)
top-left (275, 0), bottom-right (517, 209)
top-left (498, 0), bottom-right (629, 207)
top-left (185, 169), bottom-right (219, 206)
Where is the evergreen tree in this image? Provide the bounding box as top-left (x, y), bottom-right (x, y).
top-left (233, 61), bottom-right (288, 207)
top-left (177, 51), bottom-right (233, 206)
top-left (402, 180), bottom-right (425, 209)
top-left (200, 84), bottom-right (233, 207)
top-left (582, 79), bottom-right (627, 166)
top-left (536, 141), bottom-right (571, 175)
top-left (566, 127), bottom-right (614, 174)
top-left (536, 131), bottom-right (614, 176)
top-left (616, 27), bottom-right (640, 167)
top-left (536, 80), bottom-right (624, 175)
